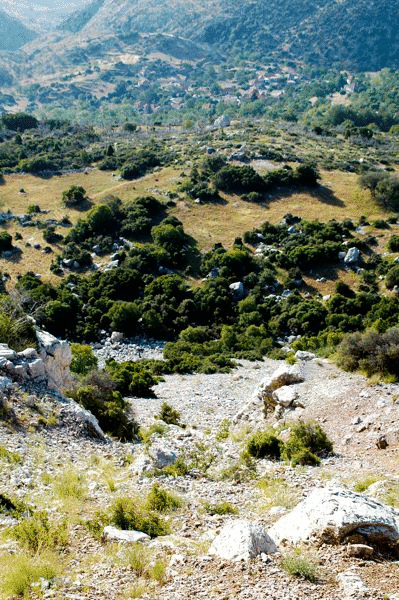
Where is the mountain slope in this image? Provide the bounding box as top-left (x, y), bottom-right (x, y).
top-left (0, 9), bottom-right (37, 51)
top-left (286, 0), bottom-right (399, 70)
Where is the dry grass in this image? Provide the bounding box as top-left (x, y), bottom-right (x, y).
top-left (0, 164), bottom-right (395, 283)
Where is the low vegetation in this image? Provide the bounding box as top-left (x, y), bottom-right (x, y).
top-left (246, 421), bottom-right (333, 467)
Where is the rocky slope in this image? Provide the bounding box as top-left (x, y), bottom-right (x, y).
top-left (1, 346), bottom-right (399, 599)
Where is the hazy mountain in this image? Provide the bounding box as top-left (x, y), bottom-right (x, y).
top-left (0, 0), bottom-right (93, 31)
top-left (42, 0), bottom-right (399, 70)
top-left (0, 9), bottom-right (37, 50)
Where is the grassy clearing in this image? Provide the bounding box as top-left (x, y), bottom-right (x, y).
top-left (0, 163), bottom-right (396, 284)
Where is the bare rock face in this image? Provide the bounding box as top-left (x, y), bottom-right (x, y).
top-left (208, 519), bottom-right (277, 561)
top-left (37, 330), bottom-right (73, 391)
top-left (268, 486), bottom-right (399, 550)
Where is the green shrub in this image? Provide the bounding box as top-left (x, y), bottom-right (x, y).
top-left (145, 483), bottom-right (182, 512)
top-left (0, 231), bottom-right (12, 252)
top-left (125, 543), bottom-right (166, 584)
top-left (11, 512), bottom-right (68, 553)
top-left (246, 429), bottom-right (282, 459)
top-left (0, 494), bottom-right (30, 518)
top-left (62, 185), bottom-right (87, 208)
top-left (105, 358), bottom-right (159, 397)
top-left (216, 419), bottom-right (231, 441)
top-left (0, 445), bottom-right (22, 464)
top-left (157, 402), bottom-right (181, 425)
top-left (163, 456), bottom-right (189, 477)
top-left (387, 235), bottom-right (399, 252)
top-left (337, 329), bottom-right (399, 379)
top-left (138, 422), bottom-right (167, 445)
top-left (68, 370), bottom-right (137, 441)
top-left (202, 500), bottom-right (238, 515)
top-left (280, 554), bottom-right (318, 582)
top-left (1, 553), bottom-right (60, 599)
top-left (110, 497), bottom-right (169, 537)
top-left (282, 421), bottom-right (333, 466)
top-left (70, 343), bottom-right (98, 375)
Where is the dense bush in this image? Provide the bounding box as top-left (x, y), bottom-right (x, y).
top-left (68, 370), bottom-right (137, 440)
top-left (62, 185), bottom-right (88, 208)
top-left (70, 343), bottom-right (98, 376)
top-left (2, 113), bottom-right (38, 132)
top-left (0, 232), bottom-right (12, 252)
top-left (213, 164), bottom-right (267, 194)
top-left (105, 357), bottom-right (159, 397)
top-left (246, 429), bottom-right (282, 459)
top-left (110, 497), bottom-right (169, 537)
top-left (281, 421), bottom-right (333, 466)
top-left (387, 235), bottom-right (399, 252)
top-left (337, 328), bottom-right (399, 379)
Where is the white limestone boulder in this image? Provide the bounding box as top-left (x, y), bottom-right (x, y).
top-left (272, 386), bottom-right (299, 408)
top-left (344, 247), bottom-right (360, 264)
top-left (149, 443), bottom-right (178, 469)
top-left (0, 344), bottom-right (16, 361)
top-left (295, 350), bottom-right (316, 361)
top-left (101, 526), bottom-right (150, 544)
top-left (268, 486), bottom-right (399, 549)
top-left (208, 520), bottom-right (277, 561)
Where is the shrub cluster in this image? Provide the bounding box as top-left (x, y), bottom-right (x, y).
top-left (337, 328), bottom-right (399, 379)
top-left (246, 421), bottom-right (333, 467)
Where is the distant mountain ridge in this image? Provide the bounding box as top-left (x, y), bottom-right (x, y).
top-left (0, 9), bottom-right (37, 51)
top-left (35, 0), bottom-right (399, 71)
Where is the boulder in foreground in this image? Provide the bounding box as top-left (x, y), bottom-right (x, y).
top-left (268, 486), bottom-right (399, 550)
top-left (209, 519), bottom-right (277, 560)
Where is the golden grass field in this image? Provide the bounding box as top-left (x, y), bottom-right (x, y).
top-left (0, 165), bottom-right (396, 285)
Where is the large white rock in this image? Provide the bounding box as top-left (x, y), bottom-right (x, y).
top-left (295, 350), bottom-right (316, 361)
top-left (344, 247), bottom-right (360, 264)
top-left (268, 486), bottom-right (399, 548)
top-left (208, 520), bottom-right (277, 561)
top-left (149, 443), bottom-right (177, 469)
top-left (37, 330), bottom-right (73, 391)
top-left (102, 526), bottom-right (150, 543)
top-left (233, 363), bottom-right (305, 424)
top-left (272, 386), bottom-right (299, 408)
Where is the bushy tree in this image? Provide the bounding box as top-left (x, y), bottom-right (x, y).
top-left (62, 185), bottom-right (87, 208)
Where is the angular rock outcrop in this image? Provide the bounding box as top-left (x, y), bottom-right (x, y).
top-left (209, 520), bottom-right (277, 561)
top-left (268, 486), bottom-right (399, 550)
top-left (0, 330), bottom-right (73, 392)
top-left (37, 330), bottom-right (73, 391)
top-left (233, 363), bottom-right (304, 425)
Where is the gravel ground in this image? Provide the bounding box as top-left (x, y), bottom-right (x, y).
top-left (1, 347), bottom-right (399, 600)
